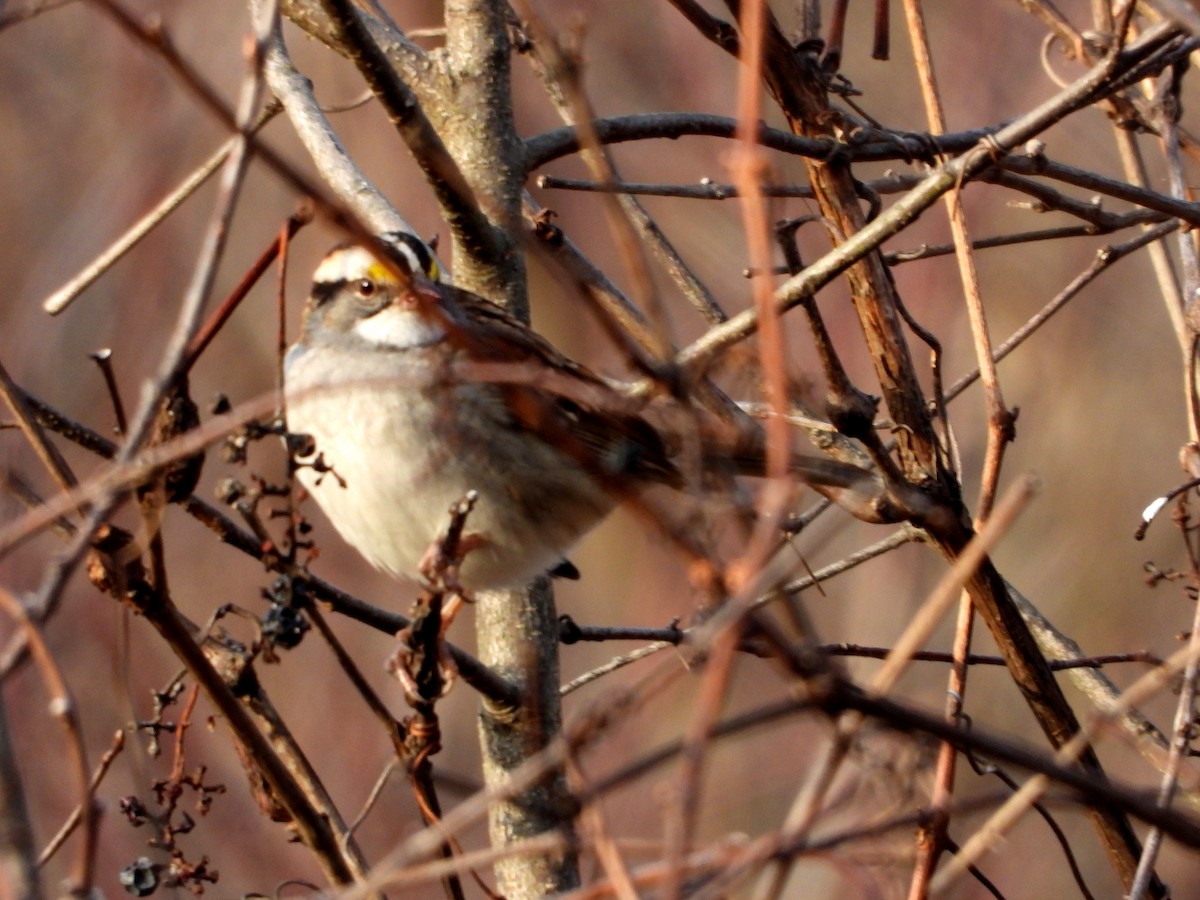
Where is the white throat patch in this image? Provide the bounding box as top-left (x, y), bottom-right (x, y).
top-left (354, 306), bottom-right (445, 349)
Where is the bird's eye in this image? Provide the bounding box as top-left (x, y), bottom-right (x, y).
top-left (355, 279), bottom-right (377, 297)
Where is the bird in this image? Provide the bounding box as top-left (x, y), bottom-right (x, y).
top-left (284, 233), bottom-right (887, 592)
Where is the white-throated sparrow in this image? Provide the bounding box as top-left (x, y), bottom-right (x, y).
top-left (284, 234), bottom-right (883, 591)
top-left (285, 233), bottom-right (686, 590)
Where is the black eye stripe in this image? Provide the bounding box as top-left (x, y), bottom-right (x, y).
top-left (311, 279), bottom-right (344, 306)
top-left (312, 277), bottom-right (386, 312)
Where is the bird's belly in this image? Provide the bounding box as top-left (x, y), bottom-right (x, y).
top-left (286, 379), bottom-right (615, 589)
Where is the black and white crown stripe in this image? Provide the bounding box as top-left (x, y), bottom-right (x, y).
top-left (381, 230), bottom-right (443, 283)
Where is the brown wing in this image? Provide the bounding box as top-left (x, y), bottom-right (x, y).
top-left (439, 284), bottom-right (602, 376)
top-left (436, 284), bottom-right (681, 488)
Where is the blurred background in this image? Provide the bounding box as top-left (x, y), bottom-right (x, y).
top-left (1, 0), bottom-right (1195, 896)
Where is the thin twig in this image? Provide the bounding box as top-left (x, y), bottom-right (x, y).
top-left (0, 687), bottom-right (39, 899)
top-left (37, 731), bottom-right (124, 867)
top-left (897, 2), bottom-right (999, 891)
top-left (184, 210), bottom-right (312, 370)
top-left (767, 476), bottom-right (1037, 897)
top-left (0, 587), bottom-right (95, 895)
top-left (945, 221), bottom-right (1178, 402)
top-left (523, 113), bottom-right (996, 173)
top-left (514, 0), bottom-right (677, 345)
top-left (317, 0), bottom-right (511, 275)
top-left (0, 382), bottom-right (521, 706)
top-left (19, 0), bottom-right (270, 681)
top-left (677, 22), bottom-right (1187, 374)
top-left (41, 102), bottom-right (281, 316)
top-left (1128, 587), bottom-right (1200, 896)
top-left (0, 355), bottom-right (78, 493)
top-left (1110, 122), bottom-right (1189, 356)
top-left (0, 0), bottom-right (74, 30)
top-left (930, 634), bottom-right (1200, 893)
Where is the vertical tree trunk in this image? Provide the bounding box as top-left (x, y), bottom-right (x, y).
top-left (439, 2), bottom-right (580, 894)
top-left (476, 581), bottom-right (580, 896)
